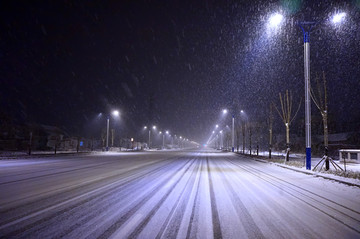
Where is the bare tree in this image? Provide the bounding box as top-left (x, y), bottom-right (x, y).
top-left (311, 72), bottom-right (343, 171)
top-left (111, 129), bottom-right (115, 147)
top-left (268, 104), bottom-right (274, 159)
top-left (249, 123), bottom-right (252, 155)
top-left (242, 121), bottom-right (246, 154)
top-left (236, 126), bottom-right (240, 152)
top-left (274, 90), bottom-right (301, 162)
top-left (101, 128), bottom-right (106, 150)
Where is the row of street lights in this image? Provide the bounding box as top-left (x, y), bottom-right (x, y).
top-left (143, 125), bottom-right (190, 149)
top-left (208, 109), bottom-right (247, 151)
top-left (98, 110), bottom-right (192, 151)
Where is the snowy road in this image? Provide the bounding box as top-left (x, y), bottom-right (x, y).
top-left (0, 149), bottom-right (359, 238)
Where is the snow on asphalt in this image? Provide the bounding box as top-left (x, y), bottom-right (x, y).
top-left (0, 149), bottom-right (359, 238)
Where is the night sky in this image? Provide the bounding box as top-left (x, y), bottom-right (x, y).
top-left (1, 0), bottom-right (360, 143)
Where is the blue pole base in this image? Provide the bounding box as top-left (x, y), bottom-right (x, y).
top-left (306, 147), bottom-right (311, 170)
top-left (232, 147), bottom-right (234, 152)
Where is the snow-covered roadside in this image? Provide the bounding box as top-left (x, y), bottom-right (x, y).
top-left (250, 156), bottom-right (360, 188)
top-left (0, 150), bottom-right (104, 160)
top-left (234, 149), bottom-right (360, 171)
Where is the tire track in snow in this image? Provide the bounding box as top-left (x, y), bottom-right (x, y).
top-left (185, 158), bottom-right (203, 239)
top-left (0, 157), bottom-right (188, 238)
top-left (225, 157), bottom-right (360, 234)
top-left (212, 159), bottom-right (265, 239)
top-left (206, 156), bottom-right (223, 239)
top-left (154, 158), bottom-right (201, 238)
top-left (0, 156), bottom-right (182, 216)
top-left (98, 157), bottom-right (196, 238)
top-left (128, 158), bottom-right (201, 238)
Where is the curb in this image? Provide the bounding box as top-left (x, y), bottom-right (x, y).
top-left (0, 152), bottom-right (92, 160)
top-left (235, 153), bottom-right (360, 188)
top-left (274, 163), bottom-right (360, 188)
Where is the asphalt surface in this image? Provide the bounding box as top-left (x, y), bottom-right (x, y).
top-left (0, 149), bottom-right (359, 238)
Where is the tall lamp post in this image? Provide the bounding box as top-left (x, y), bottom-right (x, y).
top-left (106, 110), bottom-right (119, 151)
top-left (165, 130), bottom-right (169, 149)
top-left (144, 125), bottom-right (156, 149)
top-left (268, 11), bottom-right (346, 170)
top-left (299, 21), bottom-right (315, 170)
top-left (222, 109), bottom-right (235, 152)
top-left (159, 131), bottom-right (165, 149)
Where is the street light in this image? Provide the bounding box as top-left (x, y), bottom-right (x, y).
top-left (268, 11), bottom-right (346, 170)
top-left (164, 130), bottom-right (169, 149)
top-left (144, 125), bottom-right (156, 149)
top-left (269, 13), bottom-right (284, 28)
top-left (106, 110), bottom-right (120, 151)
top-left (240, 110), bottom-right (247, 154)
top-left (220, 130), bottom-right (223, 149)
top-left (331, 12), bottom-right (346, 24)
top-left (222, 109), bottom-right (235, 152)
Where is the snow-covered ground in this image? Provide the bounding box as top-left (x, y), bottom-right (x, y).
top-left (0, 149), bottom-right (359, 238)
top-left (237, 149), bottom-right (360, 172)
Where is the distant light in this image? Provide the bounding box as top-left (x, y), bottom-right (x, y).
top-left (240, 110), bottom-right (244, 113)
top-left (216, 124), bottom-right (219, 128)
top-left (212, 131), bottom-right (215, 134)
top-left (269, 13), bottom-right (284, 28)
top-left (159, 131), bottom-right (162, 134)
top-left (166, 131), bottom-right (169, 134)
top-left (112, 110), bottom-right (120, 117)
top-left (180, 136), bottom-right (182, 139)
top-left (220, 130), bottom-right (223, 133)
top-left (131, 138), bottom-right (134, 142)
top-left (332, 12), bottom-right (346, 24)
top-left (153, 126), bottom-right (156, 130)
top-left (223, 109), bottom-right (228, 114)
top-left (144, 126), bottom-right (147, 129)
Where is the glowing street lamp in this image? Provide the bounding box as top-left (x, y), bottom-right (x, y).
top-left (144, 125), bottom-right (156, 149)
top-left (222, 109), bottom-right (235, 152)
top-left (163, 130), bottom-right (169, 149)
top-left (106, 110), bottom-right (120, 151)
top-left (268, 13), bottom-right (284, 28)
top-left (332, 12), bottom-right (346, 24)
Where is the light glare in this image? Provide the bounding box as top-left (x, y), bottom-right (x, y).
top-left (112, 110), bottom-right (120, 117)
top-left (332, 12), bottom-right (346, 24)
top-left (269, 13), bottom-right (283, 27)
